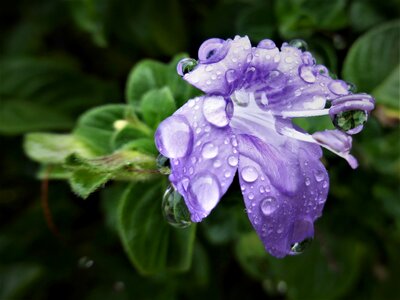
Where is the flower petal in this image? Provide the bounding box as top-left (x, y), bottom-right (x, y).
top-left (155, 96), bottom-right (239, 222)
top-left (183, 36), bottom-right (252, 95)
top-left (237, 134), bottom-right (329, 258)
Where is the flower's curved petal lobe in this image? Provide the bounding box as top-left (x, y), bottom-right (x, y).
top-left (183, 36), bottom-right (252, 95)
top-left (247, 43), bottom-right (355, 113)
top-left (155, 96), bottom-right (239, 222)
top-left (236, 134), bottom-right (329, 258)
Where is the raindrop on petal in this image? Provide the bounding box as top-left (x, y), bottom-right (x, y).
top-left (258, 39), bottom-right (276, 49)
top-left (201, 142), bottom-right (219, 159)
top-left (177, 58), bottom-right (198, 76)
top-left (289, 39), bottom-right (308, 51)
top-left (260, 197), bottom-right (277, 216)
top-left (290, 238), bottom-right (313, 255)
top-left (202, 96), bottom-right (229, 127)
top-left (333, 110), bottom-right (367, 132)
top-left (299, 65), bottom-right (316, 83)
top-left (228, 155), bottom-right (238, 167)
top-left (155, 115), bottom-right (193, 158)
top-left (328, 80), bottom-right (349, 95)
top-left (156, 154), bottom-right (170, 175)
top-left (241, 166), bottom-right (258, 182)
top-left (162, 185), bottom-right (192, 228)
top-left (191, 174), bottom-right (220, 212)
top-left (314, 170), bottom-right (325, 182)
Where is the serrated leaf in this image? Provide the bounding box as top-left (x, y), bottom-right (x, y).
top-left (69, 168), bottom-right (113, 199)
top-left (118, 182), bottom-right (196, 275)
top-left (24, 133), bottom-right (94, 164)
top-left (140, 87), bottom-right (176, 129)
top-left (343, 20), bottom-right (399, 109)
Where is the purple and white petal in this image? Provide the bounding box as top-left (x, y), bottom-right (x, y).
top-left (182, 36), bottom-right (252, 96)
top-left (155, 96), bottom-right (239, 222)
top-left (236, 134), bottom-right (329, 257)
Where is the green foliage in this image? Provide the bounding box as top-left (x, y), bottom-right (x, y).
top-left (343, 20), bottom-right (400, 110)
top-left (118, 182), bottom-right (196, 275)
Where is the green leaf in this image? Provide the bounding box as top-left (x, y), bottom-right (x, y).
top-left (74, 104), bottom-right (128, 155)
top-left (276, 0), bottom-right (348, 38)
top-left (118, 182), bottom-right (196, 275)
top-left (140, 87), bottom-right (176, 129)
top-left (24, 133), bottom-right (94, 164)
top-left (235, 232), bottom-right (365, 300)
top-left (125, 55), bottom-right (200, 108)
top-left (0, 99), bottom-right (74, 135)
top-left (0, 58), bottom-right (119, 135)
top-left (68, 0), bottom-right (108, 47)
top-left (0, 263), bottom-right (44, 300)
top-left (343, 20), bottom-right (400, 109)
top-left (69, 168), bottom-right (113, 198)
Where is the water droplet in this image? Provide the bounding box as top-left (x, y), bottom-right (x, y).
top-left (266, 70), bottom-right (286, 89)
top-left (285, 56), bottom-right (294, 63)
top-left (231, 89), bottom-right (250, 107)
top-left (162, 185), bottom-right (192, 228)
top-left (224, 171), bottom-right (231, 178)
top-left (289, 39), bottom-right (308, 51)
top-left (213, 160), bottom-right (222, 168)
top-left (305, 177), bottom-right (311, 186)
top-left (259, 186), bottom-right (265, 193)
top-left (328, 80), bottom-right (349, 95)
top-left (347, 81), bottom-right (357, 93)
top-left (260, 196), bottom-right (277, 216)
top-left (228, 155), bottom-right (238, 167)
top-left (78, 256), bottom-right (94, 269)
top-left (290, 238), bottom-right (313, 255)
top-left (156, 154), bottom-right (170, 175)
top-left (241, 166), bottom-right (258, 183)
top-left (202, 96), bottom-right (229, 127)
top-left (299, 65), bottom-right (316, 83)
top-left (333, 110), bottom-right (367, 132)
top-left (177, 58), bottom-right (198, 76)
top-left (201, 142), bottom-right (218, 159)
top-left (314, 170), bottom-right (325, 182)
top-left (258, 39), bottom-right (276, 49)
top-left (191, 174), bottom-right (220, 212)
top-left (225, 69), bottom-right (237, 84)
top-left (248, 193), bottom-right (254, 200)
top-left (323, 181), bottom-right (328, 188)
top-left (155, 115), bottom-right (193, 158)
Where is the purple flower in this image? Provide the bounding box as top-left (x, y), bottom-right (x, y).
top-left (154, 36), bottom-right (375, 257)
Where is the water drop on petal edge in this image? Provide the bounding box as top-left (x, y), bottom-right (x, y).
top-left (162, 186), bottom-right (192, 228)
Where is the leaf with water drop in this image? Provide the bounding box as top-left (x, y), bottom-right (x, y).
top-left (118, 182), bottom-right (196, 275)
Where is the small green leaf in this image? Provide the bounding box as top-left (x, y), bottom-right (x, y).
top-left (125, 55), bottom-right (200, 108)
top-left (69, 168), bottom-right (113, 198)
top-left (24, 133), bottom-right (94, 164)
top-left (118, 182), bottom-right (196, 275)
top-left (343, 20), bottom-right (399, 109)
top-left (74, 104), bottom-right (127, 155)
top-left (140, 87), bottom-right (176, 129)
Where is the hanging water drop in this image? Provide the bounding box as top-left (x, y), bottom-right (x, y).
top-left (290, 238), bottom-right (313, 255)
top-left (241, 166), bottom-right (259, 183)
top-left (162, 185), bottom-right (192, 228)
top-left (333, 110), bottom-right (367, 132)
top-left (156, 154), bottom-right (170, 175)
top-left (289, 39), bottom-right (308, 51)
top-left (177, 58), bottom-right (198, 76)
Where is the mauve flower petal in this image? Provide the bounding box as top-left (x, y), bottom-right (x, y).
top-left (237, 134), bottom-right (329, 257)
top-left (183, 36), bottom-right (252, 95)
top-left (162, 96), bottom-right (239, 222)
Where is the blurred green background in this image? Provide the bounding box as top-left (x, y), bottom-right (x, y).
top-left (0, 0), bottom-right (399, 299)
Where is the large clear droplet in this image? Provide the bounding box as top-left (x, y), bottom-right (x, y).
top-left (162, 185), bottom-right (192, 228)
top-left (191, 174), bottom-right (220, 212)
top-left (298, 65), bottom-right (316, 83)
top-left (202, 96), bottom-right (229, 127)
top-left (177, 58), bottom-right (198, 76)
top-left (333, 110), bottom-right (367, 132)
top-left (155, 115), bottom-right (193, 158)
top-left (241, 166), bottom-right (258, 183)
top-left (201, 142), bottom-right (219, 159)
top-left (260, 196), bottom-right (277, 216)
top-left (156, 154), bottom-right (170, 175)
top-left (290, 238), bottom-right (313, 255)
top-left (289, 39), bottom-right (308, 51)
